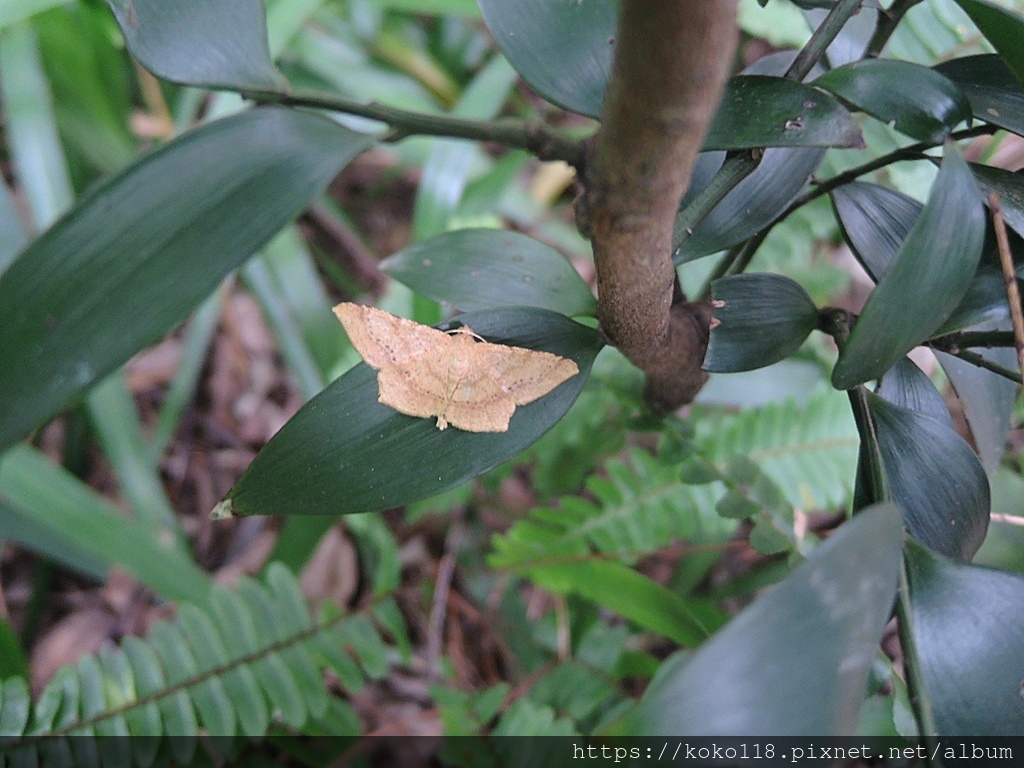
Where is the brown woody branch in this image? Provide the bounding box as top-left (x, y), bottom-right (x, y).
top-left (579, 0), bottom-right (739, 411)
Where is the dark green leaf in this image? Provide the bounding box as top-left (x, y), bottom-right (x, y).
top-left (105, 0), bottom-right (283, 91)
top-left (833, 147), bottom-right (985, 389)
top-left (935, 266), bottom-right (1011, 334)
top-left (954, 0), bottom-right (1024, 88)
top-left (704, 273), bottom-right (819, 373)
top-left (876, 358), bottom-right (953, 428)
top-left (0, 446), bottom-right (211, 604)
top-left (906, 539), bottom-right (1024, 735)
top-left (479, 1), bottom-right (862, 150)
top-left (971, 164), bottom-right (1024, 239)
top-left (633, 504), bottom-right (902, 736)
top-left (705, 76), bottom-right (863, 150)
top-left (0, 107), bottom-right (372, 454)
top-left (935, 55), bottom-right (1024, 136)
top-left (674, 148), bottom-right (825, 262)
top-left (380, 229), bottom-right (596, 317)
top-left (816, 59), bottom-right (971, 143)
top-left (866, 391), bottom-right (989, 560)
top-left (936, 345), bottom-right (1018, 474)
top-left (477, 0), bottom-right (614, 118)
top-left (223, 308), bottom-right (602, 517)
top-left (832, 181), bottom-right (920, 282)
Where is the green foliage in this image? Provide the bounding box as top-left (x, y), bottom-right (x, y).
top-left (0, 565), bottom-right (397, 763)
top-left (1, 0), bottom-right (1024, 744)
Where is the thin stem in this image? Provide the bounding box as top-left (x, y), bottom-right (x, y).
top-left (241, 87), bottom-right (585, 167)
top-left (928, 329), bottom-right (1017, 349)
top-left (785, 0), bottom-right (864, 81)
top-left (937, 348), bottom-right (1023, 384)
top-left (674, 151), bottom-right (762, 256)
top-left (798, 124), bottom-right (995, 210)
top-left (864, 0), bottom-right (925, 59)
top-left (990, 193), bottom-right (1024, 376)
top-left (706, 124), bottom-right (997, 287)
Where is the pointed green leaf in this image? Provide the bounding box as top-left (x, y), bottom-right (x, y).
top-left (704, 76), bottom-right (863, 150)
top-left (478, 0), bottom-right (614, 118)
top-left (478, 0), bottom-right (862, 150)
top-left (935, 54), bottom-right (1024, 136)
top-left (866, 391), bottom-right (989, 560)
top-left (906, 539), bottom-right (1024, 735)
top-left (876, 358), bottom-right (953, 429)
top-left (0, 107), bottom-right (372, 454)
top-left (831, 181), bottom-right (920, 282)
top-left (224, 308), bottom-right (602, 517)
top-left (954, 0), bottom-right (1024, 88)
top-left (674, 148), bottom-right (825, 262)
top-left (833, 147), bottom-right (985, 389)
top-left (105, 0), bottom-right (283, 91)
top-left (0, 446), bottom-right (211, 605)
top-left (634, 504), bottom-right (902, 736)
top-left (816, 60), bottom-right (971, 143)
top-left (704, 273), bottom-right (819, 373)
top-left (971, 163), bottom-right (1024, 240)
top-left (381, 229), bottom-right (596, 317)
top-left (936, 346), bottom-right (1018, 474)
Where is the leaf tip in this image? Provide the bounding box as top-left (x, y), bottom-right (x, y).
top-left (210, 499), bottom-right (234, 520)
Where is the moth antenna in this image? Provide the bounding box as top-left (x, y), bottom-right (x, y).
top-left (447, 325), bottom-right (487, 343)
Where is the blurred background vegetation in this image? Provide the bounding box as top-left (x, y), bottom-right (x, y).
top-left (0, 0), bottom-right (1022, 754)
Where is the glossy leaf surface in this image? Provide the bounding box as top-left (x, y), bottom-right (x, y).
top-left (935, 55), bottom-right (1024, 136)
top-left (833, 148), bottom-right (984, 389)
top-left (105, 0), bottom-right (283, 90)
top-left (866, 391), bottom-right (989, 560)
top-left (831, 181), bottom-right (920, 282)
top-left (704, 274), bottom-right (819, 373)
top-left (954, 0), bottom-right (1024, 88)
top-left (225, 308), bottom-right (603, 516)
top-left (816, 59), bottom-right (971, 143)
top-left (675, 148), bottom-right (824, 262)
top-left (906, 539), bottom-right (1024, 735)
top-left (0, 107), bottom-right (372, 454)
top-left (381, 229), bottom-right (596, 317)
top-left (477, 0), bottom-right (614, 118)
top-left (634, 504), bottom-right (902, 736)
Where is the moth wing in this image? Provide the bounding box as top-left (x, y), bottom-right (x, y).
top-left (376, 366), bottom-right (446, 420)
top-left (478, 343), bottom-right (580, 405)
top-left (442, 395), bottom-right (517, 433)
top-left (333, 302), bottom-right (447, 369)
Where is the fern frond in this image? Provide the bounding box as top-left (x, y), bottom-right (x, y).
top-left (695, 389), bottom-right (858, 511)
top-left (0, 563), bottom-right (398, 765)
top-left (491, 448), bottom-right (732, 573)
